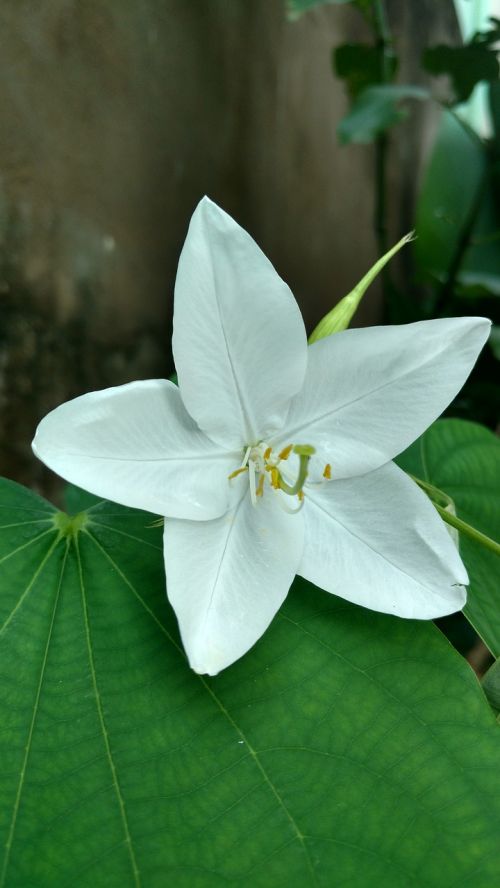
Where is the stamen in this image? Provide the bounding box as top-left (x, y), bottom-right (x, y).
top-left (323, 463), bottom-right (332, 480)
top-left (228, 466), bottom-right (249, 481)
top-left (249, 459), bottom-right (257, 506)
top-left (298, 490), bottom-right (304, 502)
top-left (263, 446), bottom-right (272, 460)
top-left (256, 474), bottom-right (265, 497)
top-left (241, 446), bottom-right (251, 468)
top-left (278, 443), bottom-right (293, 461)
top-left (270, 467), bottom-right (280, 490)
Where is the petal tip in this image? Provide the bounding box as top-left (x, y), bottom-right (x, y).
top-left (194, 194), bottom-right (226, 226)
top-left (455, 314), bottom-right (491, 343)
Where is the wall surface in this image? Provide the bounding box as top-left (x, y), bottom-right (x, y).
top-left (0, 0), bottom-right (458, 492)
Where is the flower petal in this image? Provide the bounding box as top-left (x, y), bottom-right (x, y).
top-left (278, 317), bottom-right (490, 479)
top-left (32, 380), bottom-right (239, 520)
top-left (299, 461), bottom-right (468, 618)
top-left (173, 197), bottom-right (308, 449)
top-left (164, 490), bottom-right (304, 675)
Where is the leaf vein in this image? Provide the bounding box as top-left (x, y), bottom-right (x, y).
top-left (0, 541), bottom-right (67, 887)
top-left (75, 536), bottom-right (141, 888)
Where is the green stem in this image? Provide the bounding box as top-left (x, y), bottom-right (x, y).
top-left (435, 503), bottom-right (500, 557)
top-left (410, 474), bottom-right (500, 557)
top-left (409, 474), bottom-right (453, 509)
top-left (375, 134), bottom-right (389, 261)
top-left (371, 0), bottom-right (393, 300)
top-left (434, 159), bottom-right (489, 315)
top-left (372, 0), bottom-right (392, 73)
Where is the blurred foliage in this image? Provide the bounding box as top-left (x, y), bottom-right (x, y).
top-left (336, 84), bottom-right (428, 143)
top-left (423, 43), bottom-right (498, 103)
top-left (286, 0), bottom-right (364, 19)
top-left (290, 0), bottom-right (500, 431)
top-left (290, 0), bottom-right (500, 666)
top-left (423, 17), bottom-right (500, 102)
top-left (334, 43), bottom-right (398, 98)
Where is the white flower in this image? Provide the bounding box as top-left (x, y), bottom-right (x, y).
top-left (32, 197), bottom-right (491, 675)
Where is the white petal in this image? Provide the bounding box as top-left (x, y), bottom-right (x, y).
top-left (164, 490), bottom-right (304, 675)
top-left (299, 461), bottom-right (468, 618)
top-left (173, 197), bottom-right (308, 448)
top-left (278, 317), bottom-right (490, 479)
top-left (32, 380), bottom-right (240, 520)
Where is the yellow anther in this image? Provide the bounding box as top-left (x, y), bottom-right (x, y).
top-left (323, 463), bottom-right (332, 480)
top-left (270, 467), bottom-right (280, 489)
top-left (256, 474), bottom-right (265, 497)
top-left (297, 490), bottom-right (304, 502)
top-left (278, 444), bottom-right (294, 461)
top-left (228, 466), bottom-right (249, 481)
top-left (264, 446), bottom-right (272, 460)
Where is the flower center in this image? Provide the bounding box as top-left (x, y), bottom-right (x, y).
top-left (228, 442), bottom-right (331, 510)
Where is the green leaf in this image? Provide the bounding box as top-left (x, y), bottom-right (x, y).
top-left (423, 44), bottom-right (499, 104)
top-left (396, 419), bottom-right (500, 657)
top-left (64, 483), bottom-right (104, 514)
top-left (471, 17), bottom-right (500, 49)
top-left (2, 477), bottom-right (500, 884)
top-left (414, 109), bottom-right (500, 296)
top-left (334, 43), bottom-right (398, 99)
top-left (337, 84), bottom-right (428, 144)
top-left (490, 324), bottom-right (500, 360)
top-left (483, 657), bottom-right (500, 713)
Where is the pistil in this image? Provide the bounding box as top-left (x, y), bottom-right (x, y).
top-left (228, 441), bottom-right (330, 507)
top-left (276, 445), bottom-right (315, 496)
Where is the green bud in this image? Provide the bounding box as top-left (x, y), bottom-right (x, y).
top-left (308, 232), bottom-right (415, 344)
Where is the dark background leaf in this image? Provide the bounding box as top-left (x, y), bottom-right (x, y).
top-left (334, 43), bottom-right (398, 99)
top-left (423, 44), bottom-right (499, 104)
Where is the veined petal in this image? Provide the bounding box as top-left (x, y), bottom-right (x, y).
top-left (164, 491), bottom-right (304, 675)
top-left (173, 197), bottom-right (308, 449)
top-left (299, 461), bottom-right (468, 619)
top-left (32, 380), bottom-right (239, 520)
top-left (278, 317), bottom-right (490, 479)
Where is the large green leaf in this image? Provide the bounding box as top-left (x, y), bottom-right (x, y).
top-left (396, 419), bottom-right (500, 657)
top-left (414, 109), bottom-right (500, 297)
top-left (2, 477), bottom-right (500, 886)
